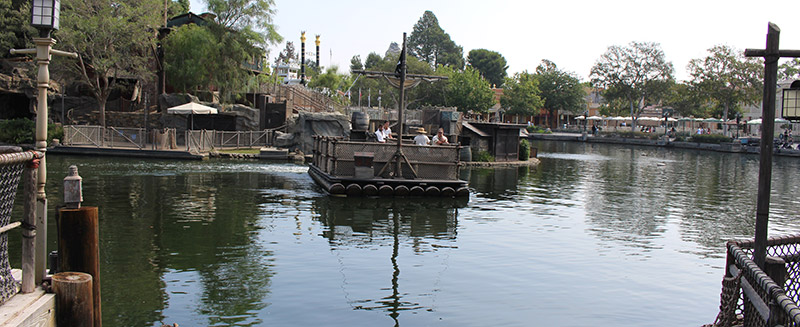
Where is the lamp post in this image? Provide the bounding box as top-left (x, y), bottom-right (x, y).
top-left (10, 0), bottom-right (76, 284)
top-left (735, 112), bottom-right (742, 139)
top-left (782, 81), bottom-right (800, 122)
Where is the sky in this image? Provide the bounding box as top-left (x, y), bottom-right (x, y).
top-left (188, 0), bottom-right (800, 82)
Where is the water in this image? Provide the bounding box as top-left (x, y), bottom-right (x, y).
top-left (9, 140), bottom-right (800, 326)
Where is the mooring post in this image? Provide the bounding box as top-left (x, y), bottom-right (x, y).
top-left (765, 256), bottom-right (788, 326)
top-left (21, 157), bottom-right (39, 293)
top-left (58, 166), bottom-right (101, 327)
top-left (52, 272), bottom-right (94, 327)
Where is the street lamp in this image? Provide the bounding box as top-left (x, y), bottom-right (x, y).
top-left (10, 0), bottom-right (76, 286)
top-left (782, 80), bottom-right (800, 122)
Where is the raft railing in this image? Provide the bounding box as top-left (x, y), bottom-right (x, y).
top-left (0, 149), bottom-right (43, 304)
top-left (312, 135), bottom-right (460, 180)
top-left (714, 235), bottom-right (800, 327)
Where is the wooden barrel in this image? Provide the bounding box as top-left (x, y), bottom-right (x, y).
top-left (409, 186), bottom-right (424, 197)
top-left (424, 186), bottom-right (440, 197)
top-left (456, 187), bottom-right (470, 197)
top-left (363, 184), bottom-right (379, 196)
top-left (459, 147), bottom-right (472, 162)
top-left (441, 187), bottom-right (455, 197)
top-left (346, 184), bottom-right (362, 196)
top-left (379, 185), bottom-right (394, 196)
top-left (329, 183), bottom-right (345, 194)
top-left (351, 112), bottom-right (369, 131)
top-left (394, 185), bottom-right (409, 196)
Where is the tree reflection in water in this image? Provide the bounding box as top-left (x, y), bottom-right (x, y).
top-left (313, 197), bottom-right (466, 325)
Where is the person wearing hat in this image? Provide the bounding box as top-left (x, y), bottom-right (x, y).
top-left (413, 127), bottom-right (430, 146)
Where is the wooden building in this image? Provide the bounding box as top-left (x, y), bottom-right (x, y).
top-left (461, 122), bottom-right (526, 162)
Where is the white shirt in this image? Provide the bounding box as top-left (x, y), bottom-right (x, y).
top-left (376, 129), bottom-right (386, 143)
top-left (414, 134), bottom-right (430, 146)
top-left (432, 134), bottom-right (448, 145)
top-left (382, 127), bottom-right (393, 139)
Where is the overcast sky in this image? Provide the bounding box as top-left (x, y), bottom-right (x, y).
top-left (188, 0), bottom-right (800, 82)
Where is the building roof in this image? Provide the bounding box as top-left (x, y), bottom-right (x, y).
top-left (462, 121), bottom-right (489, 137)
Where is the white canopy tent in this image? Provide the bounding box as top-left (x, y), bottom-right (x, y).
top-left (167, 102), bottom-right (218, 130)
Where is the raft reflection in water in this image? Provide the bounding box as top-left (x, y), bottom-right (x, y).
top-left (312, 196), bottom-right (467, 323)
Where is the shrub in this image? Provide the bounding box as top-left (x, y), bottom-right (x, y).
top-left (689, 134), bottom-right (732, 144)
top-left (48, 123), bottom-right (64, 142)
top-left (0, 118), bottom-right (35, 144)
top-left (474, 150), bottom-right (494, 162)
top-left (526, 125), bottom-right (551, 134)
top-left (518, 139), bottom-right (530, 160)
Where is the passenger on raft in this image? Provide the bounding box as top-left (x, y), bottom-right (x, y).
top-left (414, 127), bottom-right (430, 146)
top-left (432, 127), bottom-right (449, 145)
top-left (376, 124), bottom-right (386, 143)
top-left (381, 121), bottom-right (394, 140)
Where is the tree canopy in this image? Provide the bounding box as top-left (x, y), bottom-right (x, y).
top-left (687, 45), bottom-right (762, 129)
top-left (407, 11), bottom-right (464, 69)
top-left (0, 0), bottom-right (35, 59)
top-left (501, 71), bottom-right (543, 117)
top-left (204, 0), bottom-right (282, 47)
top-left (590, 41), bottom-right (674, 129)
top-left (443, 66), bottom-right (494, 114)
top-left (58, 0), bottom-right (163, 128)
top-left (535, 59), bottom-right (586, 127)
top-left (780, 58), bottom-right (800, 81)
top-left (467, 49), bottom-right (508, 88)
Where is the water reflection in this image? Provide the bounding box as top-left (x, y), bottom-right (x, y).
top-left (313, 197), bottom-right (465, 324)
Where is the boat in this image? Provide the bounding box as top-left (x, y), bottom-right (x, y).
top-left (307, 32), bottom-right (469, 198)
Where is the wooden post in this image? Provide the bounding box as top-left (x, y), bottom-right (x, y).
top-left (21, 158), bottom-right (38, 293)
top-left (765, 256), bottom-right (788, 326)
top-left (753, 23), bottom-right (780, 269)
top-left (52, 272), bottom-right (93, 327)
top-left (58, 206), bottom-right (101, 327)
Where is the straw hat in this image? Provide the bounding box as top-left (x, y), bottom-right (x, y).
top-left (415, 127), bottom-right (427, 134)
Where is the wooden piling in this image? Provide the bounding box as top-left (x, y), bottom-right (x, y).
top-left (52, 272), bottom-right (93, 327)
top-left (21, 158), bottom-right (38, 293)
top-left (57, 206), bottom-right (101, 327)
top-left (766, 256), bottom-right (788, 326)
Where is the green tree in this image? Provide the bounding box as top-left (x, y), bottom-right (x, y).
top-left (535, 59), bottom-right (586, 128)
top-left (501, 71), bottom-right (543, 119)
top-left (164, 24), bottom-right (217, 93)
top-left (58, 0), bottom-right (163, 129)
top-left (779, 58), bottom-right (800, 81)
top-left (467, 49), bottom-right (508, 88)
top-left (407, 10), bottom-right (464, 69)
top-left (364, 52), bottom-right (382, 70)
top-left (349, 55), bottom-right (362, 72)
top-left (444, 66), bottom-right (494, 114)
top-left (0, 0), bottom-right (36, 59)
top-left (590, 41), bottom-right (674, 130)
top-left (168, 0), bottom-right (190, 17)
top-left (275, 41), bottom-right (297, 64)
top-left (687, 45), bottom-right (762, 133)
top-left (205, 0), bottom-right (282, 46)
top-left (664, 82), bottom-right (707, 118)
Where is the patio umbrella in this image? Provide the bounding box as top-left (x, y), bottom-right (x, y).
top-left (587, 116), bottom-right (603, 120)
top-left (575, 116), bottom-right (585, 120)
top-left (167, 102), bottom-right (218, 130)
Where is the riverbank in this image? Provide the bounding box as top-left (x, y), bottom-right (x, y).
top-left (529, 132), bottom-right (800, 157)
top-left (462, 158), bottom-right (540, 167)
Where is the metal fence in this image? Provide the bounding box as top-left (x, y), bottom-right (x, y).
top-left (715, 235), bottom-right (800, 327)
top-left (64, 125), bottom-right (278, 152)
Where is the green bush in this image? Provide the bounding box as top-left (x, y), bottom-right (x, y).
top-left (474, 150), bottom-right (495, 162)
top-left (0, 119), bottom-right (64, 145)
top-left (0, 118), bottom-right (35, 144)
top-left (526, 125), bottom-right (551, 134)
top-left (518, 139), bottom-right (530, 160)
top-left (689, 134), bottom-right (732, 144)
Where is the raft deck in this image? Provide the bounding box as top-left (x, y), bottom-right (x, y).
top-left (309, 136), bottom-right (468, 197)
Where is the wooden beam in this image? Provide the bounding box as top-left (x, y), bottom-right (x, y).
top-left (744, 49), bottom-right (800, 58)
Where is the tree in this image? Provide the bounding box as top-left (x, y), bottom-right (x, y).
top-left (535, 59), bottom-right (586, 128)
top-left (205, 0), bottom-right (282, 47)
top-left (364, 52), bottom-right (382, 70)
top-left (687, 45), bottom-right (762, 133)
top-left (501, 71), bottom-right (543, 119)
top-left (664, 82), bottom-right (706, 118)
top-left (0, 0), bottom-right (36, 59)
top-left (780, 58), bottom-right (800, 81)
top-left (163, 24), bottom-right (217, 93)
top-left (444, 66), bottom-right (494, 114)
top-left (590, 41), bottom-right (674, 130)
top-left (467, 49), bottom-right (508, 87)
top-left (349, 55), bottom-right (363, 72)
top-left (167, 0), bottom-right (190, 17)
top-left (58, 0), bottom-right (163, 129)
top-left (275, 41), bottom-right (297, 64)
top-left (407, 10), bottom-right (464, 69)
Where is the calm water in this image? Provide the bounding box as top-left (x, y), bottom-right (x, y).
top-left (10, 141), bottom-right (800, 326)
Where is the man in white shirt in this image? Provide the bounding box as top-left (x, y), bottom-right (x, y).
top-left (376, 125), bottom-right (386, 143)
top-left (413, 127), bottom-right (430, 145)
top-left (432, 128), bottom-right (449, 145)
top-left (381, 121), bottom-right (393, 140)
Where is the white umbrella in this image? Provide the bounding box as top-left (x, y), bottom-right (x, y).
top-left (167, 102), bottom-right (218, 129)
top-left (587, 116), bottom-right (603, 120)
top-left (575, 116), bottom-right (585, 120)
top-left (747, 119), bottom-right (762, 125)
